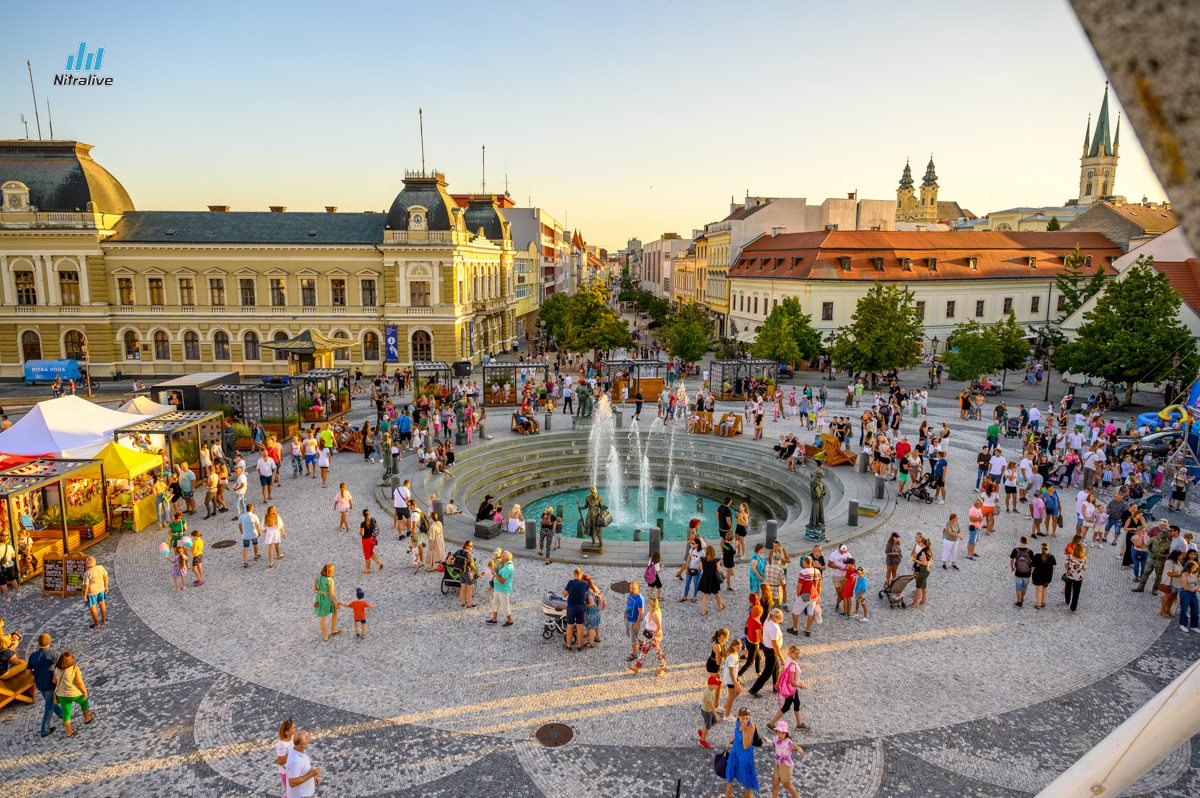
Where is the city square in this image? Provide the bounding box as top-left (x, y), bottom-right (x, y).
top-left (2, 2), bottom-right (1200, 797)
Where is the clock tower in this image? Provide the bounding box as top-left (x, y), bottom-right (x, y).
top-left (1077, 82), bottom-right (1120, 206)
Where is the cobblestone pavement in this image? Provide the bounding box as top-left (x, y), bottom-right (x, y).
top-left (0, 385), bottom-right (1197, 797)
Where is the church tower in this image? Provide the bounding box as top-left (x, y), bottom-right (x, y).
top-left (919, 156), bottom-right (939, 222)
top-left (895, 159), bottom-right (916, 221)
top-left (1077, 82), bottom-right (1120, 205)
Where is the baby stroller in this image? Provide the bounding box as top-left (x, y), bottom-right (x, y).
top-left (440, 553), bottom-right (466, 595)
top-left (1004, 418), bottom-right (1022, 439)
top-left (541, 592), bottom-right (567, 640)
top-left (878, 574), bottom-right (914, 608)
top-left (903, 473), bottom-right (935, 504)
top-left (1139, 493), bottom-right (1163, 519)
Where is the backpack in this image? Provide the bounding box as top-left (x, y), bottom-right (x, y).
top-left (644, 562), bottom-right (657, 584)
top-left (777, 661), bottom-right (798, 697)
top-left (1014, 548), bottom-right (1033, 574)
top-left (595, 592), bottom-right (606, 612)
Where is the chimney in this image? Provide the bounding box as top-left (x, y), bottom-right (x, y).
top-left (269, 206), bottom-right (287, 213)
top-left (207, 205), bottom-right (229, 212)
top-left (771, 227), bottom-right (786, 237)
top-left (847, 191), bottom-right (856, 200)
top-left (325, 206), bottom-right (338, 213)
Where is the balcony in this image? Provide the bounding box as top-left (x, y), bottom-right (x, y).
top-left (361, 306), bottom-right (378, 314)
top-left (58, 306), bottom-right (80, 314)
top-left (387, 230), bottom-right (451, 244)
top-left (180, 306), bottom-right (194, 313)
top-left (211, 306), bottom-right (225, 313)
top-left (473, 298), bottom-right (508, 316)
top-left (400, 306), bottom-right (434, 316)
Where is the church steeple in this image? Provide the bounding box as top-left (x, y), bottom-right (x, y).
top-left (921, 155), bottom-right (938, 187)
top-left (1076, 82), bottom-right (1120, 206)
top-left (1089, 81), bottom-right (1113, 158)
top-left (1083, 114), bottom-right (1091, 152)
top-left (898, 159), bottom-right (914, 190)
top-left (1113, 111), bottom-right (1121, 153)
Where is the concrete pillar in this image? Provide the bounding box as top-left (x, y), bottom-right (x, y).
top-left (525, 518), bottom-right (537, 550)
top-left (848, 500), bottom-right (859, 526)
top-left (874, 474), bottom-right (885, 500)
top-left (556, 504), bottom-right (564, 521)
top-left (657, 496), bottom-right (666, 513)
top-left (857, 453), bottom-right (869, 474)
top-left (432, 499), bottom-right (444, 520)
top-left (765, 519), bottom-right (778, 549)
top-left (615, 408), bottom-right (623, 428)
top-left (544, 411), bottom-right (552, 431)
top-left (634, 528), bottom-right (642, 541)
top-left (576, 520), bottom-right (585, 538)
top-left (649, 527), bottom-right (661, 560)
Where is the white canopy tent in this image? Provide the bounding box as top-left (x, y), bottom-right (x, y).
top-left (736, 328), bottom-right (758, 343)
top-left (0, 395), bottom-right (143, 458)
top-left (118, 396), bottom-right (175, 416)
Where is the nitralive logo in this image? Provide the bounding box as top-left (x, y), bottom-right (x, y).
top-left (54, 42), bottom-right (112, 86)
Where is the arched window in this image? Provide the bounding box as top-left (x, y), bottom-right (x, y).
top-left (214, 331), bottom-right (230, 360)
top-left (64, 330), bottom-right (86, 361)
top-left (21, 330), bottom-right (41, 361)
top-left (333, 330), bottom-right (350, 361)
top-left (184, 331), bottom-right (200, 360)
top-left (363, 331), bottom-right (379, 361)
top-left (243, 331), bottom-right (260, 361)
top-left (154, 331), bottom-right (171, 360)
top-left (123, 330), bottom-right (140, 360)
top-left (274, 331), bottom-right (289, 361)
top-left (411, 330), bottom-right (432, 362)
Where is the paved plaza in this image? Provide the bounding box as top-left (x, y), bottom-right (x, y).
top-left (1, 375), bottom-right (1198, 797)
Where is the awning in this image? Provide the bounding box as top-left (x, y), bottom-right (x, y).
top-left (0, 395), bottom-right (144, 458)
top-left (736, 329), bottom-right (758, 343)
top-left (95, 441), bottom-right (162, 480)
top-left (261, 330), bottom-right (359, 353)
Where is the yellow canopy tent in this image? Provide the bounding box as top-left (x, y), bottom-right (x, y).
top-left (95, 442), bottom-right (163, 532)
top-left (96, 441), bottom-right (162, 479)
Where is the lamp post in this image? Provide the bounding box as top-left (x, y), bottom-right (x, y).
top-left (824, 332), bottom-right (835, 379)
top-left (81, 341), bottom-right (92, 398)
top-left (1044, 344), bottom-right (1055, 402)
top-left (1171, 352), bottom-right (1182, 403)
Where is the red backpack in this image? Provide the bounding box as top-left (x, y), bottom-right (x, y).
top-left (777, 661), bottom-right (798, 697)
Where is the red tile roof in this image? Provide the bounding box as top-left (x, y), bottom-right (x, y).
top-left (1112, 205), bottom-right (1180, 234)
top-left (1150, 259), bottom-right (1200, 315)
top-left (730, 230), bottom-right (1122, 281)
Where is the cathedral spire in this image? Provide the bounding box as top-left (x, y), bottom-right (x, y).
top-left (1113, 111), bottom-right (1121, 151)
top-left (921, 155), bottom-right (938, 187)
top-left (1083, 113), bottom-right (1091, 148)
top-left (1089, 81), bottom-right (1113, 158)
top-left (898, 158), bottom-right (914, 190)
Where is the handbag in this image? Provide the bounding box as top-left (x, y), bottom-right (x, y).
top-left (713, 751), bottom-right (729, 779)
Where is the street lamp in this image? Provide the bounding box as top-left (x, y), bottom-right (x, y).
top-left (1043, 344), bottom-right (1055, 402)
top-left (1171, 352), bottom-right (1182, 402)
top-left (81, 341), bottom-right (92, 398)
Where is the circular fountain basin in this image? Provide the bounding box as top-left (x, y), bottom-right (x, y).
top-left (529, 487), bottom-right (772, 541)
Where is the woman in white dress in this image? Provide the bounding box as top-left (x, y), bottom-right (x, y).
top-left (260, 506), bottom-right (286, 567)
top-left (424, 511), bottom-right (446, 571)
top-left (507, 503), bottom-right (525, 535)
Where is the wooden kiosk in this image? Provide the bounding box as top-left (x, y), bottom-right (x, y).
top-left (603, 359), bottom-right (668, 403)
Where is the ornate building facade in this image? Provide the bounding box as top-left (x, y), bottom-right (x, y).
top-left (0, 140), bottom-right (515, 379)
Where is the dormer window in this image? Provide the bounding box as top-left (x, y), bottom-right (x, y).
top-left (774, 258), bottom-right (784, 268)
top-left (838, 256), bottom-right (851, 272)
top-left (871, 257), bottom-right (884, 272)
top-left (901, 258), bottom-right (912, 272)
top-left (967, 257), bottom-right (978, 270)
top-left (407, 205), bottom-right (429, 232)
top-left (1027, 256), bottom-right (1037, 270)
top-left (1085, 255), bottom-right (1092, 266)
top-left (790, 257), bottom-right (802, 271)
top-left (925, 257), bottom-right (937, 272)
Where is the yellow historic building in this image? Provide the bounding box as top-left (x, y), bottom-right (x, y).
top-left (0, 141), bottom-right (515, 379)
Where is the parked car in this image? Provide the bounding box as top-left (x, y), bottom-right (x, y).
top-left (1114, 430), bottom-right (1186, 459)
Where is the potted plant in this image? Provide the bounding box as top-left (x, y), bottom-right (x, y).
top-left (37, 508), bottom-right (107, 541)
top-left (232, 421), bottom-right (255, 451)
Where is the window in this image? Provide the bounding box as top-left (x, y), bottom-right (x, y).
top-left (270, 279), bottom-right (286, 307)
top-left (915, 300), bottom-right (926, 320)
top-left (214, 331), bottom-right (230, 360)
top-left (243, 331), bottom-right (260, 360)
top-left (118, 277), bottom-right (134, 305)
top-left (821, 302), bottom-right (833, 321)
top-left (179, 278), bottom-right (195, 306)
top-left (838, 256), bottom-right (851, 272)
top-left (123, 330), bottom-right (140, 359)
top-left (975, 300), bottom-right (985, 318)
top-left (363, 331), bottom-right (379, 361)
top-left (274, 331), bottom-right (289, 361)
top-left (946, 300), bottom-right (956, 319)
top-left (410, 281), bottom-right (430, 307)
top-left (148, 278), bottom-right (164, 306)
top-left (183, 331), bottom-right (200, 360)
top-left (239, 278), bottom-right (256, 306)
top-left (753, 297), bottom-right (758, 315)
top-left (1030, 295), bottom-right (1041, 314)
top-left (331, 279), bottom-right (346, 307)
top-left (64, 330), bottom-right (86, 361)
top-left (59, 271), bottom-right (80, 306)
top-left (1003, 297), bottom-right (1013, 315)
top-left (15, 271), bottom-right (36, 305)
top-left (333, 330), bottom-right (350, 361)
top-left (901, 258), bottom-right (912, 272)
top-left (1057, 294), bottom-right (1065, 311)
top-left (154, 330), bottom-right (170, 360)
top-left (361, 279), bottom-right (376, 307)
top-left (209, 279), bottom-right (225, 306)
top-left (411, 330), bottom-right (432, 361)
top-left (301, 278), bottom-right (317, 307)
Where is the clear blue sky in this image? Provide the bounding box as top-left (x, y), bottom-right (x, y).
top-left (2, 0), bottom-right (1166, 249)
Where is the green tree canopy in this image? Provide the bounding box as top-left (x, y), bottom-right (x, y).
top-left (991, 312), bottom-right (1031, 382)
top-left (541, 279), bottom-right (633, 361)
top-left (776, 297), bottom-right (822, 361)
top-left (536, 291), bottom-right (572, 341)
top-left (829, 282), bottom-right (925, 372)
top-left (1054, 244), bottom-right (1108, 320)
top-left (1045, 216), bottom-right (1061, 232)
top-left (663, 319), bottom-right (711, 363)
top-left (753, 309), bottom-right (800, 366)
top-left (944, 320), bottom-right (1001, 382)
top-left (1055, 256), bottom-right (1199, 403)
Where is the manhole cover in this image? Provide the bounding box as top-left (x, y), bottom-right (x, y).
top-left (535, 723), bottom-right (573, 747)
top-left (609, 581), bottom-right (630, 595)
top-left (211, 540), bottom-right (237, 549)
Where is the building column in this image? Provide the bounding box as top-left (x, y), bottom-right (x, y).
top-left (396, 261), bottom-right (408, 307)
top-left (33, 255), bottom-right (49, 305)
top-left (76, 255), bottom-right (91, 305)
top-left (0, 256), bottom-right (10, 306)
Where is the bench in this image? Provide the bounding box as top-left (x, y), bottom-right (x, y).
top-left (337, 427), bottom-right (363, 453)
top-left (689, 411), bottom-right (713, 434)
top-left (0, 671), bottom-right (36, 711)
top-left (510, 413), bottom-right (540, 435)
top-left (715, 413), bottom-right (743, 437)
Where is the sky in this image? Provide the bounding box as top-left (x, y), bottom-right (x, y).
top-left (2, 0), bottom-right (1168, 250)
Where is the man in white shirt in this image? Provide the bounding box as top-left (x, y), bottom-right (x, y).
top-left (1018, 455), bottom-right (1034, 503)
top-left (1067, 429), bottom-right (1085, 458)
top-left (828, 544), bottom-right (850, 597)
top-left (239, 503), bottom-right (261, 567)
top-left (748, 607), bottom-right (785, 697)
top-left (232, 466), bottom-right (248, 516)
top-left (1075, 486), bottom-right (1094, 537)
top-left (1082, 445), bottom-right (1101, 489)
top-left (256, 455), bottom-right (277, 502)
top-left (1028, 403), bottom-right (1041, 431)
top-left (285, 730), bottom-right (321, 798)
top-left (988, 448), bottom-right (1007, 483)
top-left (393, 480), bottom-right (413, 536)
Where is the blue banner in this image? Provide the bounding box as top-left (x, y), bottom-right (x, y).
top-left (24, 359), bottom-right (81, 382)
top-left (384, 325), bottom-right (399, 363)
top-left (469, 322), bottom-right (475, 357)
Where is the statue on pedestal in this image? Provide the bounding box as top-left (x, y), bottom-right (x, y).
top-left (453, 394), bottom-right (468, 433)
top-left (577, 382), bottom-right (594, 418)
top-left (578, 487), bottom-right (605, 547)
top-left (808, 462), bottom-right (827, 532)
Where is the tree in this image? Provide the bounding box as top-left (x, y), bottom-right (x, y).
top-left (646, 298), bottom-right (672, 326)
top-left (753, 309), bottom-right (800, 366)
top-left (1055, 257), bottom-right (1200, 403)
top-left (944, 320), bottom-right (1001, 382)
top-left (991, 312), bottom-right (1031, 383)
top-left (1045, 215), bottom-right (1061, 231)
top-left (672, 301), bottom-right (715, 337)
top-left (1054, 244), bottom-right (1108, 320)
top-left (663, 319), bottom-right (711, 363)
top-left (828, 282), bottom-right (925, 372)
top-left (776, 297), bottom-right (822, 362)
top-left (536, 291), bottom-right (572, 341)
top-left (559, 278), bottom-right (634, 361)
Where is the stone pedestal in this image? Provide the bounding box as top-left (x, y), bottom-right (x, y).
top-left (474, 521), bottom-right (502, 540)
top-left (455, 431), bottom-right (469, 446)
top-left (571, 416), bottom-right (595, 431)
top-left (581, 543), bottom-right (604, 555)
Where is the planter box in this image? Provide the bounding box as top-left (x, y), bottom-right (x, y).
top-left (71, 522), bottom-right (106, 541)
top-left (236, 436), bottom-right (257, 452)
top-left (263, 422), bottom-right (299, 440)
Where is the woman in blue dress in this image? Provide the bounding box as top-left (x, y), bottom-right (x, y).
top-left (722, 707), bottom-right (759, 797)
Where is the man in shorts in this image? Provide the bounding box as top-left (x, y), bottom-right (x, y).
top-left (563, 568), bottom-right (589, 652)
top-left (239, 502), bottom-right (261, 567)
top-left (624, 581), bottom-right (644, 662)
top-left (256, 454), bottom-right (276, 501)
top-left (83, 556), bottom-right (108, 627)
top-left (1010, 536), bottom-right (1033, 607)
top-left (393, 479), bottom-right (415, 536)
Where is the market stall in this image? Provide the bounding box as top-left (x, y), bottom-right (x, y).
top-left (603, 358), bottom-right (669, 402)
top-left (710, 358), bottom-right (779, 400)
top-left (96, 442), bottom-right (163, 532)
top-left (0, 458), bottom-right (107, 583)
top-left (149, 372), bottom-right (240, 412)
top-left (413, 362), bottom-right (453, 401)
top-left (294, 368), bottom-right (350, 422)
top-left (480, 362), bottom-right (551, 407)
top-left (260, 330), bottom-right (357, 376)
top-left (0, 395), bottom-right (139, 458)
top-left (206, 382), bottom-right (300, 445)
top-left (112, 411), bottom-right (224, 473)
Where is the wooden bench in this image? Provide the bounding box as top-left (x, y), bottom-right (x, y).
top-left (689, 411), bottom-right (713, 434)
top-left (0, 671), bottom-right (36, 711)
top-left (337, 427), bottom-right (363, 453)
top-left (802, 433), bottom-right (857, 466)
top-left (511, 413), bottom-right (540, 435)
top-left (714, 413), bottom-right (743, 437)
